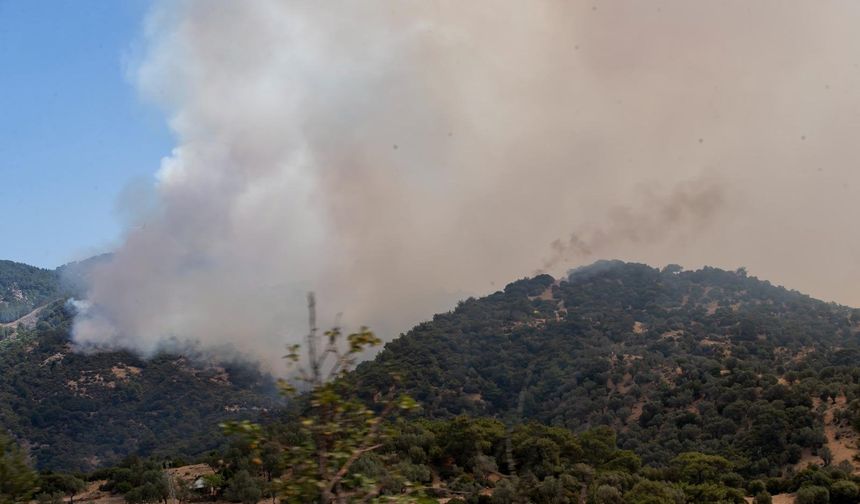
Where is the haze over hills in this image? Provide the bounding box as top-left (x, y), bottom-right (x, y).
top-left (0, 255), bottom-right (111, 324)
top-left (5, 257), bottom-right (860, 485)
top-left (8, 2), bottom-right (860, 502)
top-left (0, 260), bottom-right (62, 323)
top-left (0, 259), bottom-right (277, 472)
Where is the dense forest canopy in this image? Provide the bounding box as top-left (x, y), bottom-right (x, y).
top-left (355, 261), bottom-right (860, 476)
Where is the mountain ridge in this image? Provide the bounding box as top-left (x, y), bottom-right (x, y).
top-left (353, 260), bottom-right (860, 476)
top-left (4, 257), bottom-right (860, 482)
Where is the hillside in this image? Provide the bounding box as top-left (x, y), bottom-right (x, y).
top-left (7, 260), bottom-right (860, 502)
top-left (354, 261), bottom-right (860, 477)
top-left (0, 260), bottom-right (278, 472)
top-left (0, 260), bottom-right (61, 323)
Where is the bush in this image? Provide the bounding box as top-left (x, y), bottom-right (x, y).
top-left (830, 480), bottom-right (858, 504)
top-left (796, 485), bottom-right (830, 504)
top-left (595, 484), bottom-right (623, 504)
top-left (748, 480), bottom-right (767, 494)
top-left (624, 480), bottom-right (685, 504)
top-left (754, 491), bottom-right (772, 504)
top-left (224, 470), bottom-right (261, 504)
top-left (35, 492), bottom-right (64, 504)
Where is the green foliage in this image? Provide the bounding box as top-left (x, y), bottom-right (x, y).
top-left (71, 414), bottom-right (860, 504)
top-left (753, 491), bottom-right (772, 504)
top-left (224, 470), bottom-right (262, 504)
top-left (0, 260), bottom-right (61, 323)
top-left (225, 294), bottom-right (419, 503)
top-left (595, 484), bottom-right (623, 503)
top-left (796, 485), bottom-right (830, 504)
top-left (199, 473), bottom-right (224, 499)
top-left (99, 457), bottom-right (170, 503)
top-left (0, 432), bottom-right (38, 504)
top-left (623, 480), bottom-right (685, 504)
top-left (35, 491), bottom-right (64, 504)
top-left (38, 472), bottom-right (86, 503)
top-left (0, 302), bottom-right (276, 471)
top-left (14, 260), bottom-right (860, 503)
top-left (354, 261), bottom-right (858, 478)
top-left (679, 482), bottom-right (745, 503)
top-left (671, 452), bottom-right (733, 485)
top-left (433, 416), bottom-right (505, 472)
top-left (830, 479), bottom-right (858, 504)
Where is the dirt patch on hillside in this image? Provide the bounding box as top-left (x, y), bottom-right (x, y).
top-left (607, 373), bottom-right (634, 395)
top-left (0, 304), bottom-right (48, 341)
top-left (168, 463), bottom-right (215, 480)
top-left (772, 494), bottom-right (795, 504)
top-left (111, 365), bottom-right (142, 381)
top-left (746, 494), bottom-right (795, 504)
top-left (67, 480), bottom-right (124, 504)
top-left (0, 304), bottom-right (46, 330)
top-left (628, 400), bottom-right (645, 423)
top-left (822, 396), bottom-right (860, 472)
top-left (795, 396), bottom-right (860, 474)
top-left (659, 330), bottom-right (683, 341)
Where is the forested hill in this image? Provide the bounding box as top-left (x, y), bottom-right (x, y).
top-left (0, 257), bottom-right (278, 472)
top-left (0, 302), bottom-right (278, 472)
top-left (0, 260), bottom-right (61, 322)
top-left (6, 257), bottom-right (860, 483)
top-left (355, 261), bottom-right (860, 475)
top-left (0, 255), bottom-right (108, 323)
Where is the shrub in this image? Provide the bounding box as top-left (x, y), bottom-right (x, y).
top-left (796, 485), bottom-right (830, 504)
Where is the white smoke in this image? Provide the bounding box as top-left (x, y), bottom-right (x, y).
top-left (73, 1), bottom-right (860, 369)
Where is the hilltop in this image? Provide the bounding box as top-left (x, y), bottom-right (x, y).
top-left (355, 261), bottom-right (860, 476)
top-left (6, 260), bottom-right (860, 502)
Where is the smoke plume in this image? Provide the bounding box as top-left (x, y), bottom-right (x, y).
top-left (73, 1), bottom-right (860, 369)
top-left (540, 180), bottom-right (726, 272)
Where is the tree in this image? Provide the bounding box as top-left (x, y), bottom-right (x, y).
top-left (595, 484), bottom-right (623, 504)
top-left (199, 474), bottom-right (224, 500)
top-left (830, 480), bottom-right (858, 504)
top-left (796, 486), bottom-right (829, 504)
top-left (670, 452), bottom-right (733, 485)
top-left (0, 432), bottom-right (38, 504)
top-left (225, 470), bottom-right (262, 504)
top-left (623, 480), bottom-right (684, 504)
top-left (224, 294), bottom-right (418, 503)
top-left (38, 473), bottom-right (86, 504)
top-left (137, 471), bottom-right (168, 504)
top-left (171, 476), bottom-right (192, 504)
top-left (435, 417), bottom-right (505, 472)
top-left (680, 483), bottom-right (745, 503)
top-left (753, 492), bottom-right (772, 504)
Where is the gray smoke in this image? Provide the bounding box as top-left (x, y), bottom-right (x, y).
top-left (72, 0), bottom-right (860, 370)
top-left (540, 180), bottom-right (726, 272)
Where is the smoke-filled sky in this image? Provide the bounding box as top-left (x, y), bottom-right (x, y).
top-left (68, 0), bottom-right (860, 368)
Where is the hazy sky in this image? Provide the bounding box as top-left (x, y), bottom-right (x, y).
top-left (5, 1), bottom-right (860, 366)
top-left (0, 0), bottom-right (170, 268)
